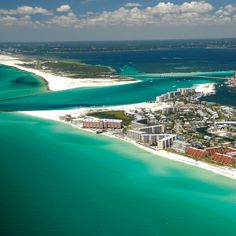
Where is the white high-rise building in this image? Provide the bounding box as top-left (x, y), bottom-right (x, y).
top-left (139, 125), bottom-right (165, 134)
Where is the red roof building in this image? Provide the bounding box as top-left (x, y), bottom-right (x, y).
top-left (225, 148), bottom-right (236, 154)
top-left (186, 147), bottom-right (207, 159)
top-left (205, 147), bottom-right (224, 156)
top-left (212, 153), bottom-right (235, 165)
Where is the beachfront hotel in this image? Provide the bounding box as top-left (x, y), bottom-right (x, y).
top-left (156, 88), bottom-right (196, 102)
top-left (157, 135), bottom-right (177, 149)
top-left (82, 118), bottom-right (123, 129)
top-left (186, 146), bottom-right (236, 165)
top-left (127, 125), bottom-right (166, 142)
top-left (156, 91), bottom-right (180, 103)
top-left (127, 130), bottom-right (176, 148)
top-left (127, 124), bottom-right (176, 149)
top-left (177, 88), bottom-right (196, 95)
top-left (172, 140), bottom-right (191, 153)
top-left (139, 125), bottom-right (165, 134)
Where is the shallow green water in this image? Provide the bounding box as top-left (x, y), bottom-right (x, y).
top-left (1, 112), bottom-right (236, 236)
top-left (0, 65), bottom-right (47, 101)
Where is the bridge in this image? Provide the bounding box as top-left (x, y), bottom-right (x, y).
top-left (122, 74), bottom-right (230, 80)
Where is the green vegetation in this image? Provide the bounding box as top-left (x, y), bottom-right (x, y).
top-left (22, 58), bottom-right (112, 78)
top-left (88, 110), bottom-right (133, 127)
top-left (21, 57), bottom-right (133, 81)
top-left (217, 111), bottom-right (225, 120)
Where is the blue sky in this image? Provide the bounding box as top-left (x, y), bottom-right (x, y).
top-left (0, 0), bottom-right (236, 41)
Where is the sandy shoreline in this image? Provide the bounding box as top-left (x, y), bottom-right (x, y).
top-left (2, 52), bottom-right (231, 179)
top-left (193, 82), bottom-right (216, 94)
top-left (0, 54), bottom-right (139, 91)
top-left (20, 108), bottom-right (236, 180)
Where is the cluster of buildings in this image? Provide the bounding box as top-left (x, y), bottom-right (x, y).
top-left (156, 88), bottom-right (195, 103)
top-left (125, 87), bottom-right (236, 166)
top-left (82, 118), bottom-right (122, 129)
top-left (127, 124), bottom-right (177, 149)
top-left (186, 146), bottom-right (236, 165)
top-left (59, 85), bottom-right (236, 168)
top-left (124, 87), bottom-right (235, 157)
top-left (160, 100), bottom-right (235, 146)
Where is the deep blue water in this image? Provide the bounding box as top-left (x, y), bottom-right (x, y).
top-left (2, 40), bottom-right (236, 73)
top-left (203, 85), bottom-right (236, 106)
top-left (60, 48), bottom-right (236, 74)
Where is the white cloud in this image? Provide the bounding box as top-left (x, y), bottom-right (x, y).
top-left (48, 12), bottom-right (79, 27)
top-left (0, 1), bottom-right (236, 29)
top-left (0, 15), bottom-right (35, 27)
top-left (146, 2), bottom-right (178, 15)
top-left (75, 1), bottom-right (215, 27)
top-left (224, 4), bottom-right (236, 14)
top-left (0, 6), bottom-right (52, 15)
top-left (216, 4), bottom-right (236, 18)
top-left (56, 5), bottom-right (71, 13)
top-left (77, 7), bottom-right (153, 27)
top-left (146, 1), bottom-right (213, 15)
top-left (125, 2), bottom-right (142, 8)
top-left (181, 1), bottom-right (213, 13)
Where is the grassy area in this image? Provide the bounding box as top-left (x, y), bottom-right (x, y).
top-left (21, 57), bottom-right (134, 81)
top-left (22, 58), bottom-right (112, 78)
top-left (88, 110), bottom-right (133, 127)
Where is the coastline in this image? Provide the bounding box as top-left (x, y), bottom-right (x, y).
top-left (193, 82), bottom-right (216, 94)
top-left (0, 54), bottom-right (139, 91)
top-left (0, 54), bottom-right (217, 95)
top-left (20, 109), bottom-right (236, 180)
top-left (1, 52), bottom-right (233, 179)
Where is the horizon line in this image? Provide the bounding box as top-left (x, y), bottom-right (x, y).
top-left (1, 37), bottom-right (236, 44)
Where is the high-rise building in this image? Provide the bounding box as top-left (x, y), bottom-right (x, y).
top-left (83, 118), bottom-right (122, 129)
top-left (177, 88), bottom-right (195, 95)
top-left (127, 130), bottom-right (145, 142)
top-left (156, 88), bottom-right (195, 103)
top-left (139, 125), bottom-right (165, 134)
top-left (157, 135), bottom-right (177, 149)
top-left (172, 140), bottom-right (191, 153)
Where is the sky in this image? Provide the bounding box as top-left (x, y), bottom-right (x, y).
top-left (0, 0), bottom-right (236, 41)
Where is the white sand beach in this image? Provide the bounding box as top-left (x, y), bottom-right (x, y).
top-left (19, 101), bottom-right (168, 123)
top-left (0, 54), bottom-right (139, 91)
top-left (194, 83), bottom-right (216, 94)
top-left (20, 108), bottom-right (236, 181)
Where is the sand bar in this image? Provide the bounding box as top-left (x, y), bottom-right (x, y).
top-left (0, 54), bottom-right (139, 91)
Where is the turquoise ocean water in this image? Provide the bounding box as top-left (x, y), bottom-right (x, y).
top-left (0, 65), bottom-right (233, 111)
top-left (1, 112), bottom-right (236, 236)
top-left (0, 49), bottom-right (236, 235)
top-left (0, 65), bottom-right (47, 100)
